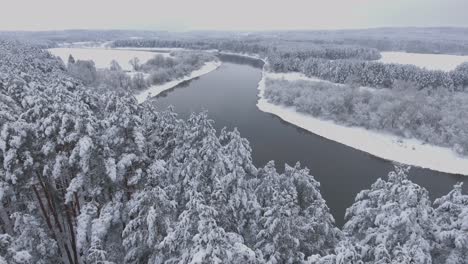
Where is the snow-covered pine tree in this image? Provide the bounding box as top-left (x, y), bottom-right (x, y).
top-left (100, 93), bottom-right (147, 197)
top-left (284, 163), bottom-right (341, 257)
top-left (159, 187), bottom-right (257, 264)
top-left (86, 199), bottom-right (124, 263)
top-left (306, 239), bottom-right (363, 264)
top-left (255, 184), bottom-right (305, 263)
top-left (255, 161), bottom-right (280, 209)
top-left (255, 162), bottom-right (340, 262)
top-left (158, 190), bottom-right (207, 263)
top-left (432, 182), bottom-right (468, 264)
top-left (215, 128), bottom-right (259, 241)
top-left (255, 162), bottom-right (341, 260)
top-left (122, 159), bottom-right (176, 264)
top-left (68, 55), bottom-right (76, 65)
top-left (163, 112), bottom-right (226, 211)
top-left (0, 212), bottom-right (60, 264)
top-left (188, 199), bottom-right (257, 264)
top-left (109, 60), bottom-right (122, 72)
top-left (139, 104), bottom-right (179, 160)
top-left (342, 166), bottom-right (434, 263)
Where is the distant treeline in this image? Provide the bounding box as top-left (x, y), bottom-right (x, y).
top-left (335, 38), bottom-right (468, 55)
top-left (261, 27), bottom-right (468, 55)
top-left (112, 39), bottom-right (270, 56)
top-left (113, 38), bottom-right (468, 91)
top-left (112, 39), bottom-right (381, 61)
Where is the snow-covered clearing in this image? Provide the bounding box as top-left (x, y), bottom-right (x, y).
top-left (379, 52), bottom-right (468, 71)
top-left (257, 69), bottom-right (468, 176)
top-left (49, 48), bottom-right (169, 71)
top-left (135, 60), bottom-right (221, 103)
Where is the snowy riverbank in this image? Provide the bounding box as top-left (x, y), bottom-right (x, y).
top-left (256, 69), bottom-right (468, 176)
top-left (135, 60), bottom-right (221, 103)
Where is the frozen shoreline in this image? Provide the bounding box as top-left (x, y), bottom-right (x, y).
top-left (135, 60), bottom-right (222, 103)
top-left (257, 69), bottom-right (468, 176)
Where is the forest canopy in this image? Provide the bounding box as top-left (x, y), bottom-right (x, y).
top-left (1, 37), bottom-right (468, 264)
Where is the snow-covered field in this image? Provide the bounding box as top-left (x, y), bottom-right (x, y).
top-left (135, 60), bottom-right (221, 103)
top-left (257, 69), bottom-right (468, 176)
top-left (379, 52), bottom-right (468, 71)
top-left (49, 48), bottom-right (169, 71)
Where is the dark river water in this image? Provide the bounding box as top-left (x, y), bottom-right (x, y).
top-left (148, 54), bottom-right (468, 226)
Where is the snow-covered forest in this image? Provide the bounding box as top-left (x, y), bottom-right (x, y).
top-left (263, 78), bottom-right (468, 155)
top-left (267, 55), bottom-right (468, 90)
top-left (1, 36), bottom-right (468, 264)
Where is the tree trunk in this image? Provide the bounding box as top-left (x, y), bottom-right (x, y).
top-left (0, 202), bottom-right (13, 235)
top-left (33, 185), bottom-right (73, 264)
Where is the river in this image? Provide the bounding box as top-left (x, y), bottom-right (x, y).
top-left (146, 54), bottom-right (468, 226)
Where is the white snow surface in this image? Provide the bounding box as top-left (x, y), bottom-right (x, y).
top-left (135, 60), bottom-right (222, 103)
top-left (49, 48), bottom-right (169, 71)
top-left (258, 69), bottom-right (468, 176)
top-left (379, 52), bottom-right (468, 71)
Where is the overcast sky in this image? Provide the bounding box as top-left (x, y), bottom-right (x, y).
top-left (0, 0), bottom-right (467, 31)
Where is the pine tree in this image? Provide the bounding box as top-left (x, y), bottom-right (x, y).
top-left (306, 239), bottom-right (363, 264)
top-left (100, 93), bottom-right (146, 199)
top-left (122, 160), bottom-right (176, 264)
top-left (343, 166), bottom-right (434, 263)
top-left (0, 213), bottom-right (60, 263)
top-left (216, 128), bottom-right (258, 239)
top-left (256, 185), bottom-right (304, 263)
top-left (109, 60), bottom-right (122, 71)
top-left (68, 55), bottom-right (75, 65)
top-left (158, 190), bottom-right (206, 263)
top-left (86, 200), bottom-right (124, 263)
top-left (255, 162), bottom-right (340, 261)
top-left (188, 203), bottom-right (243, 264)
top-left (284, 163), bottom-right (341, 257)
top-left (432, 183), bottom-right (468, 264)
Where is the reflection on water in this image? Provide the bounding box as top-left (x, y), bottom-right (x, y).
top-left (148, 54), bottom-right (468, 226)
